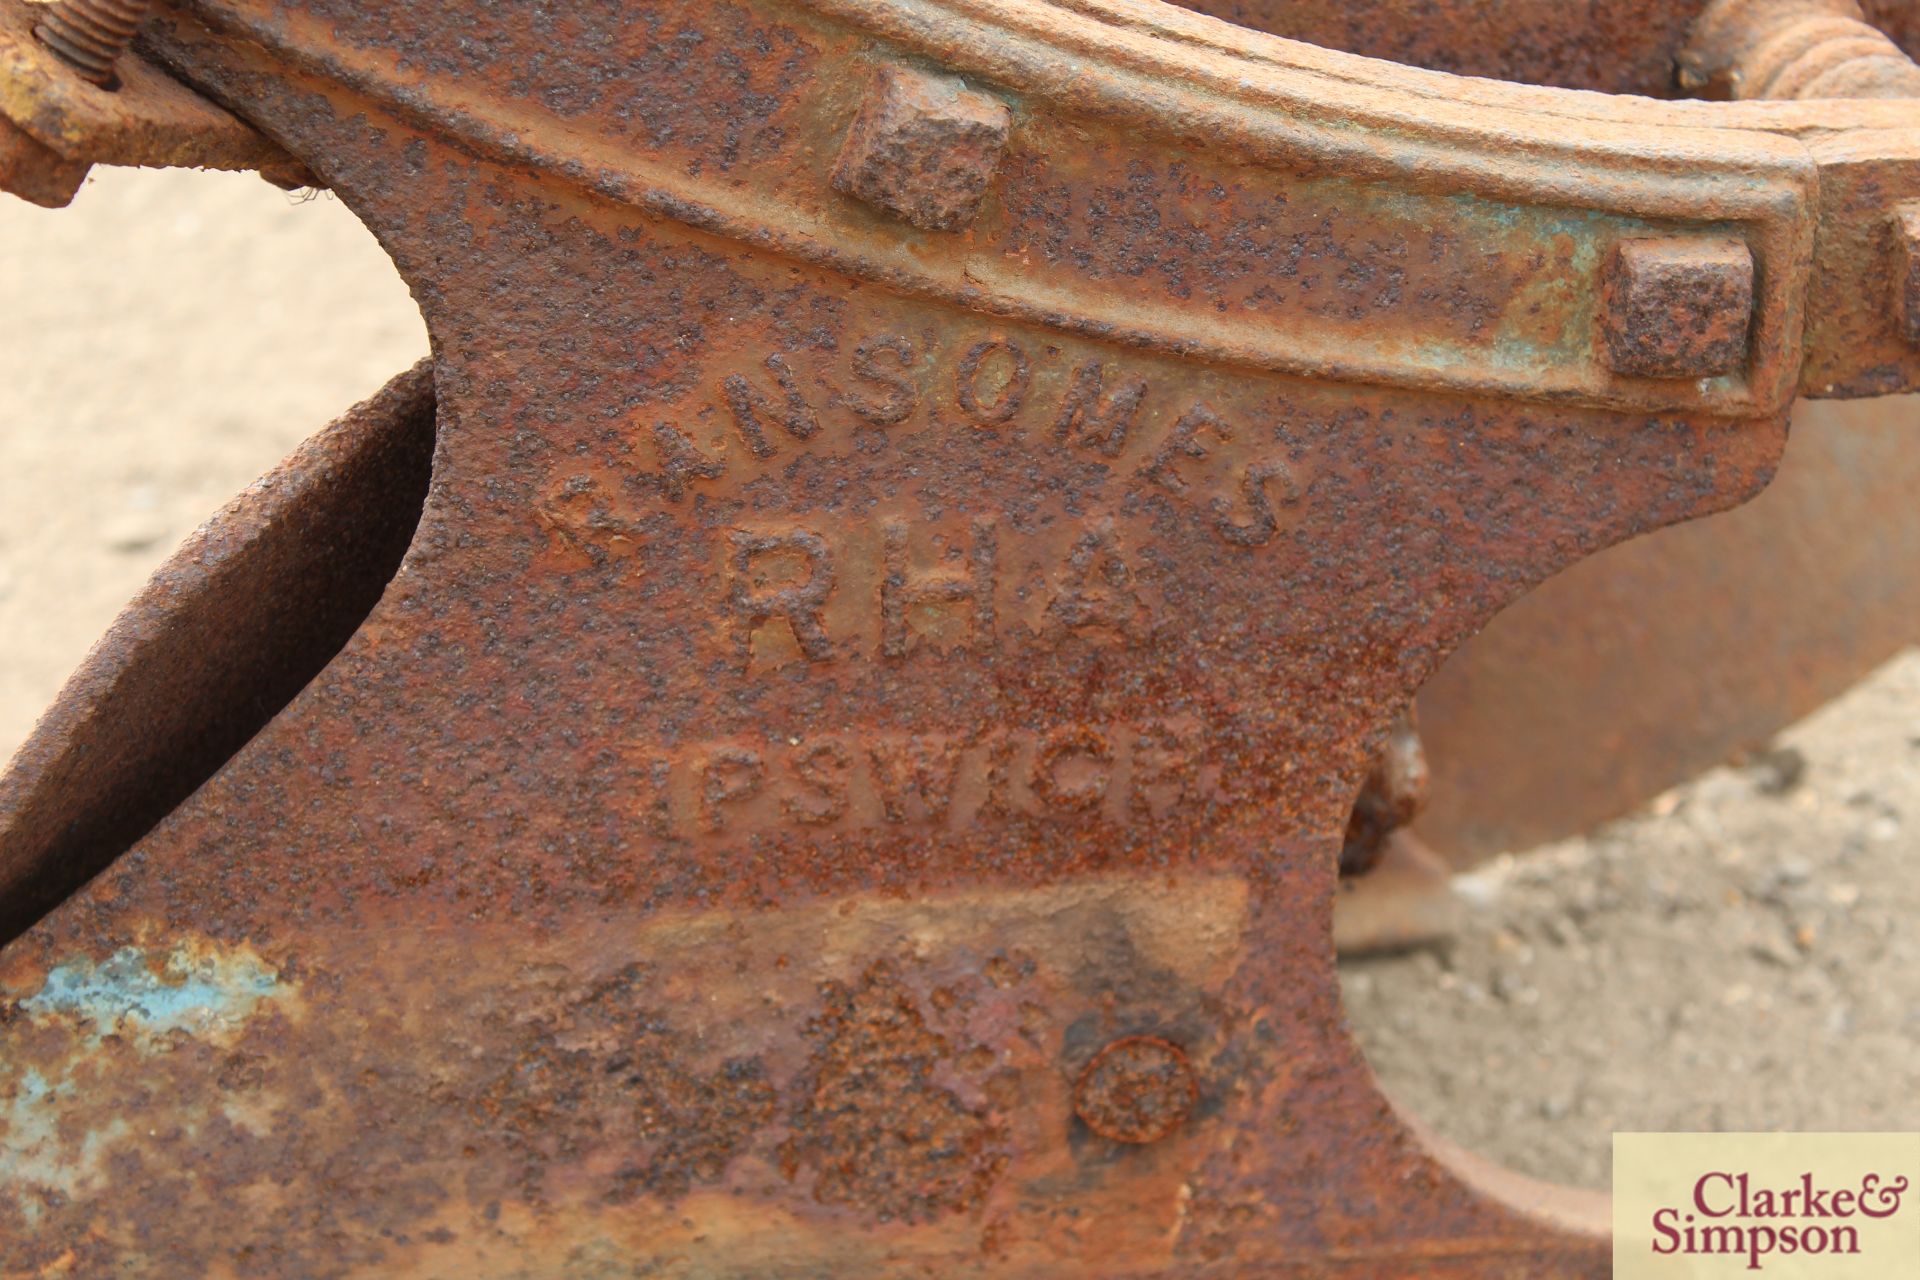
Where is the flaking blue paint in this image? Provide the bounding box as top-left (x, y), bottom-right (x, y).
top-left (2, 944), bottom-right (284, 1213)
top-left (21, 945), bottom-right (279, 1034)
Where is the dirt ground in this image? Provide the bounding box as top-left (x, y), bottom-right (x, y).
top-left (0, 168), bottom-right (428, 748)
top-left (1348, 654), bottom-right (1920, 1188)
top-left (3, 167), bottom-right (1916, 1195)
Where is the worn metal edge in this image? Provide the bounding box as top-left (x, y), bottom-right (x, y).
top-left (0, 361), bottom-right (436, 943)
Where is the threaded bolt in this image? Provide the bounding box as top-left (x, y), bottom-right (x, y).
top-left (33, 0), bottom-right (153, 90)
top-left (1679, 0), bottom-right (1920, 100)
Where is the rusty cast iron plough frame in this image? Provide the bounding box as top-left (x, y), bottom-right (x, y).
top-left (4, 0), bottom-right (1920, 1275)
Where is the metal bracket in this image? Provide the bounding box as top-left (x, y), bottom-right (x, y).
top-left (1, 1), bottom-right (1916, 1274)
top-left (0, 0), bottom-right (309, 205)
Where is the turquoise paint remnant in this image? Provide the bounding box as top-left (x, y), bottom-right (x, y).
top-left (2, 1065), bottom-right (131, 1210)
top-left (4, 1067), bottom-right (54, 1149)
top-left (21, 944), bottom-right (280, 1036)
top-left (2, 947), bottom-right (291, 1219)
top-left (2, 1069), bottom-right (53, 1222)
top-left (2, 944), bottom-right (285, 1210)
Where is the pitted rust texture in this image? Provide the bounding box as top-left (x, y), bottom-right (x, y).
top-left (783, 961), bottom-right (1009, 1219)
top-left (1665, 0), bottom-right (1920, 398)
top-left (1898, 201), bottom-right (1920, 344)
top-left (1802, 132), bottom-right (1920, 397)
top-left (139, 0), bottom-right (1819, 420)
top-left (0, 0), bottom-right (1888, 1274)
top-left (832, 64), bottom-right (1011, 232)
top-left (1600, 238), bottom-right (1755, 379)
top-left (1177, 0), bottom-right (1716, 97)
top-left (198, 0), bottom-right (823, 171)
top-left (993, 152), bottom-right (1517, 344)
top-left (0, 879), bottom-right (1252, 1273)
top-left (1072, 1035), bottom-right (1198, 1145)
top-left (474, 963), bottom-right (779, 1206)
top-left (0, 110), bottom-right (84, 204)
top-left (1415, 391), bottom-right (1920, 865)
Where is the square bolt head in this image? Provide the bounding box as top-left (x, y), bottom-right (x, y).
top-left (0, 116), bottom-right (87, 209)
top-left (1896, 202), bottom-right (1920, 347)
top-left (832, 65), bottom-right (1011, 233)
top-left (1599, 238), bottom-right (1754, 379)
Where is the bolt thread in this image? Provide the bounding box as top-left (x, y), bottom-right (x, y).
top-left (33, 0), bottom-right (152, 89)
top-left (1680, 0), bottom-right (1920, 100)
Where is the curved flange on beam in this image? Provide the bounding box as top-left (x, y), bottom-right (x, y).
top-left (162, 0), bottom-right (1827, 416)
top-left (0, 0), bottom-right (1911, 1275)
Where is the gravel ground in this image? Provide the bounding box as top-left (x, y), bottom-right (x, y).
top-left (1348, 652), bottom-right (1920, 1188)
top-left (4, 167), bottom-right (1916, 1197)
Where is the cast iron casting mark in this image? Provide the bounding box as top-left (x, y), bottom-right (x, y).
top-left (1, 0), bottom-right (1917, 1276)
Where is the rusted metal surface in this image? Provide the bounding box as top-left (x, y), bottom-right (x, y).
top-left (1677, 0), bottom-right (1920, 397)
top-left (1072, 1035), bottom-right (1199, 1144)
top-left (1404, 0), bottom-right (1920, 864)
top-left (1801, 127), bottom-right (1920, 396)
top-left (1900, 200), bottom-right (1920, 342)
top-left (0, 0), bottom-right (308, 204)
top-left (0, 0), bottom-right (1916, 1275)
top-left (1172, 0), bottom-right (1920, 400)
top-left (0, 362), bottom-right (435, 945)
top-left (1681, 0), bottom-right (1920, 99)
top-left (1414, 392), bottom-right (1920, 864)
top-left (1046, 0), bottom-right (1920, 404)
top-left (1599, 238), bottom-right (1756, 379)
top-left (833, 64), bottom-right (1013, 232)
top-left (1339, 707), bottom-right (1427, 878)
top-left (0, 108), bottom-right (82, 203)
